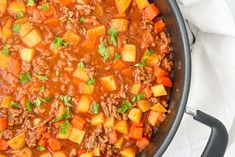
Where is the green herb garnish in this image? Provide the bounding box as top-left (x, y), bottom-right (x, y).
top-left (78, 61), bottom-right (85, 69)
top-left (117, 100), bottom-right (132, 113)
top-left (146, 49), bottom-right (154, 56)
top-left (10, 101), bottom-right (19, 108)
top-left (26, 0), bottom-right (34, 6)
top-left (36, 74), bottom-right (48, 81)
top-left (13, 24), bottom-right (21, 33)
top-left (16, 11), bottom-right (24, 19)
top-left (134, 57), bottom-right (147, 67)
top-left (20, 72), bottom-right (31, 84)
top-left (86, 76), bottom-right (96, 85)
top-left (114, 52), bottom-right (122, 62)
top-left (60, 95), bottom-right (72, 107)
top-left (91, 101), bottom-right (99, 114)
top-left (39, 86), bottom-right (45, 96)
top-left (79, 16), bottom-right (85, 22)
top-left (26, 100), bottom-right (33, 112)
top-left (2, 44), bottom-right (11, 56)
top-left (108, 27), bottom-right (118, 47)
top-left (37, 145), bottom-right (46, 151)
top-left (52, 37), bottom-right (68, 49)
top-left (58, 119), bottom-right (70, 135)
top-left (98, 41), bottom-right (109, 62)
top-left (40, 3), bottom-right (49, 11)
top-left (132, 93), bottom-right (145, 103)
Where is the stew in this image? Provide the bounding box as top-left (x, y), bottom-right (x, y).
top-left (0, 0), bottom-right (173, 156)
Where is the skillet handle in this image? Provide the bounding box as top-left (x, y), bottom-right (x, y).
top-left (186, 108), bottom-right (228, 157)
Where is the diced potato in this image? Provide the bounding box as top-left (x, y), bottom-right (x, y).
top-left (73, 67), bottom-right (89, 82)
top-left (151, 103), bottom-right (167, 113)
top-left (146, 54), bottom-right (159, 66)
top-left (0, 0), bottom-right (7, 17)
top-left (2, 19), bottom-right (13, 41)
top-left (19, 22), bottom-right (33, 37)
top-left (94, 4), bottom-right (103, 17)
top-left (39, 152), bottom-right (52, 157)
top-left (13, 147), bottom-right (32, 157)
top-left (20, 48), bottom-right (35, 62)
top-left (104, 116), bottom-right (115, 128)
top-left (122, 44), bottom-right (136, 62)
top-left (114, 136), bottom-right (124, 149)
top-left (87, 25), bottom-right (105, 39)
top-left (57, 125), bottom-right (72, 139)
top-left (68, 128), bottom-right (86, 144)
top-left (100, 75), bottom-right (117, 91)
top-left (115, 0), bottom-right (131, 14)
top-left (0, 52), bottom-right (9, 69)
top-left (1, 96), bottom-right (13, 108)
top-left (128, 108), bottom-right (142, 124)
top-left (53, 151), bottom-right (66, 157)
top-left (93, 145), bottom-right (100, 156)
top-left (111, 19), bottom-right (129, 32)
top-left (130, 83), bottom-right (141, 95)
top-left (77, 0), bottom-right (91, 4)
top-left (91, 113), bottom-right (105, 126)
top-left (114, 120), bottom-right (128, 134)
top-left (134, 0), bottom-right (150, 9)
top-left (148, 110), bottom-right (160, 126)
top-left (151, 84), bottom-right (167, 97)
top-left (22, 29), bottom-right (42, 47)
top-left (120, 148), bottom-right (136, 157)
top-left (33, 118), bottom-right (41, 126)
top-left (137, 100), bottom-right (151, 112)
top-left (63, 31), bottom-right (81, 45)
top-left (8, 1), bottom-right (26, 15)
top-left (0, 154), bottom-right (7, 157)
top-left (80, 152), bottom-right (93, 157)
top-left (76, 95), bottom-right (91, 113)
top-left (79, 83), bottom-right (95, 95)
top-left (7, 132), bottom-right (26, 150)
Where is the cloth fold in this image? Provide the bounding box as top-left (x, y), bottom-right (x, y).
top-left (163, 0), bottom-right (235, 156)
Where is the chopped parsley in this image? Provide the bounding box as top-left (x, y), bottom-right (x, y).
top-left (58, 119), bottom-right (70, 135)
top-left (39, 86), bottom-right (45, 96)
top-left (26, 0), bottom-right (34, 6)
top-left (20, 72), bottom-right (31, 84)
top-left (146, 49), bottom-right (154, 56)
top-left (78, 61), bottom-right (85, 69)
top-left (108, 27), bottom-right (118, 47)
top-left (117, 100), bottom-right (132, 113)
top-left (91, 101), bottom-right (99, 114)
top-left (37, 145), bottom-right (46, 151)
top-left (40, 3), bottom-right (49, 11)
top-left (34, 97), bottom-right (51, 107)
top-left (2, 44), bottom-right (11, 56)
top-left (86, 76), bottom-right (96, 85)
top-left (16, 11), bottom-right (24, 19)
top-left (13, 24), bottom-right (21, 33)
top-left (36, 74), bottom-right (48, 81)
top-left (134, 57), bottom-right (147, 67)
top-left (52, 37), bottom-right (68, 49)
top-left (10, 101), bottom-right (19, 108)
top-left (79, 16), bottom-right (85, 22)
top-left (132, 93), bottom-right (145, 103)
top-left (26, 100), bottom-right (33, 112)
top-left (114, 52), bottom-right (122, 62)
top-left (98, 41), bottom-right (109, 62)
top-left (60, 95), bottom-right (72, 107)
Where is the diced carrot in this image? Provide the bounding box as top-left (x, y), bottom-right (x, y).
top-left (122, 68), bottom-right (132, 78)
top-left (129, 125), bottom-right (143, 140)
top-left (87, 25), bottom-right (106, 39)
top-left (0, 117), bottom-right (7, 131)
top-left (136, 137), bottom-right (150, 149)
top-left (108, 130), bottom-right (118, 144)
top-left (81, 39), bottom-right (97, 49)
top-left (43, 17), bottom-right (60, 27)
top-left (132, 122), bottom-right (143, 127)
top-left (113, 59), bottom-right (126, 70)
top-left (41, 5), bottom-right (54, 17)
top-left (0, 139), bottom-right (8, 151)
top-left (36, 126), bottom-right (47, 138)
top-left (143, 3), bottom-right (160, 21)
top-left (58, 0), bottom-right (75, 5)
top-left (48, 137), bottom-right (62, 151)
top-left (7, 57), bottom-right (21, 76)
top-left (71, 115), bottom-right (86, 130)
top-left (77, 149), bottom-right (86, 154)
top-left (154, 66), bottom-right (169, 77)
top-left (154, 19), bottom-right (165, 33)
top-left (157, 77), bottom-right (172, 87)
top-left (143, 86), bottom-right (153, 98)
top-left (35, 42), bottom-right (47, 53)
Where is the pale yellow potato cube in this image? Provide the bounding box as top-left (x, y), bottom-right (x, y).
top-left (39, 152), bottom-right (52, 157)
top-left (148, 110), bottom-right (160, 126)
top-left (8, 1), bottom-right (26, 15)
top-left (7, 132), bottom-right (26, 150)
top-left (151, 84), bottom-right (167, 97)
top-left (20, 48), bottom-right (35, 62)
top-left (104, 116), bottom-right (115, 128)
top-left (0, 52), bottom-right (9, 69)
top-left (1, 96), bottom-right (13, 108)
top-left (120, 148), bottom-right (136, 157)
top-left (91, 112), bottom-right (105, 126)
top-left (122, 44), bottom-right (136, 62)
top-left (22, 29), bottom-right (42, 47)
top-left (137, 100), bottom-right (151, 112)
top-left (134, 0), bottom-right (150, 9)
top-left (128, 108), bottom-right (142, 124)
top-left (115, 0), bottom-right (131, 14)
top-left (114, 136), bottom-right (124, 149)
top-left (100, 75), bottom-right (117, 91)
top-left (76, 95), bottom-right (91, 113)
top-left (53, 151), bottom-right (66, 157)
top-left (19, 22), bottom-right (33, 37)
top-left (93, 145), bottom-right (100, 156)
top-left (73, 67), bottom-right (89, 82)
top-left (80, 152), bottom-right (93, 157)
top-left (68, 128), bottom-right (86, 144)
top-left (130, 83), bottom-right (141, 95)
top-left (63, 31), bottom-right (81, 45)
top-left (151, 103), bottom-right (167, 113)
top-left (114, 120), bottom-right (128, 134)
top-left (111, 19), bottom-right (130, 32)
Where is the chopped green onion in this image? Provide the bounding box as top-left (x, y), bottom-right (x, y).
top-left (52, 37), bottom-right (68, 49)
top-left (114, 52), bottom-right (122, 62)
top-left (146, 49), bottom-right (154, 56)
top-left (16, 11), bottom-right (24, 19)
top-left (132, 93), bottom-right (145, 103)
top-left (10, 101), bottom-right (19, 108)
top-left (20, 72), bottom-right (31, 84)
top-left (36, 74), bottom-right (48, 81)
top-left (26, 100), bottom-right (33, 112)
top-left (78, 61), bottom-right (85, 69)
top-left (91, 101), bottom-right (99, 114)
top-left (39, 86), bottom-right (45, 96)
top-left (108, 27), bottom-right (118, 47)
top-left (40, 3), bottom-right (49, 11)
top-left (134, 57), bottom-right (147, 67)
top-left (79, 16), bottom-right (85, 22)
top-left (2, 44), bottom-right (11, 56)
top-left (60, 95), bottom-right (72, 107)
top-left (98, 41), bottom-right (109, 62)
top-left (37, 145), bottom-right (46, 151)
top-left (58, 120), bottom-right (70, 135)
top-left (117, 100), bottom-right (132, 113)
top-left (26, 0), bottom-right (34, 6)
top-left (86, 76), bottom-right (96, 85)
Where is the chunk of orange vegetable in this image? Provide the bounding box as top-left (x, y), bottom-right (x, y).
top-left (0, 0), bottom-right (7, 17)
top-left (40, 5), bottom-right (54, 17)
top-left (91, 112), bottom-right (105, 126)
top-left (63, 31), bottom-right (81, 45)
top-left (114, 136), bottom-right (124, 149)
top-left (58, 0), bottom-right (76, 5)
top-left (120, 148), bottom-right (136, 157)
top-left (104, 116), bottom-right (115, 128)
top-left (129, 124), bottom-right (143, 140)
top-left (143, 3), bottom-right (160, 21)
top-left (114, 120), bottom-right (128, 134)
top-left (48, 137), bottom-right (61, 151)
top-left (148, 110), bottom-right (160, 126)
top-left (151, 103), bottom-right (167, 113)
top-left (146, 54), bottom-right (159, 66)
top-left (134, 0), bottom-right (150, 10)
top-left (151, 84), bottom-right (167, 97)
top-left (22, 29), bottom-right (42, 47)
top-left (130, 83), bottom-right (141, 95)
top-left (108, 131), bottom-right (118, 144)
top-left (2, 19), bottom-right (13, 41)
top-left (72, 115), bottom-right (86, 130)
top-left (111, 19), bottom-right (130, 32)
top-left (80, 152), bottom-right (93, 157)
top-left (157, 77), bottom-right (173, 87)
top-left (128, 108), bottom-right (142, 124)
top-left (8, 1), bottom-right (26, 16)
top-left (143, 87), bottom-right (153, 98)
top-left (68, 128), bottom-right (86, 144)
top-left (0, 117), bottom-right (7, 131)
top-left (79, 82), bottom-right (95, 95)
top-left (154, 66), bottom-right (169, 77)
top-left (115, 0), bottom-right (131, 14)
top-left (113, 59), bottom-right (126, 70)
top-left (94, 3), bottom-right (103, 17)
top-left (76, 95), bottom-right (91, 113)
top-left (154, 19), bottom-right (165, 33)
top-left (136, 137), bottom-right (150, 149)
top-left (100, 75), bottom-right (117, 91)
top-left (0, 52), bottom-right (9, 69)
top-left (137, 100), bottom-right (151, 112)
top-left (0, 96), bottom-right (13, 108)
top-left (122, 44), bottom-right (136, 62)
top-left (43, 17), bottom-right (60, 27)
top-left (77, 0), bottom-right (91, 4)
top-left (0, 139), bottom-right (8, 151)
top-left (87, 25), bottom-right (105, 39)
top-left (73, 67), bottom-right (89, 82)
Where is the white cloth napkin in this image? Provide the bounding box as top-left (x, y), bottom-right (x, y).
top-left (163, 0), bottom-right (235, 156)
